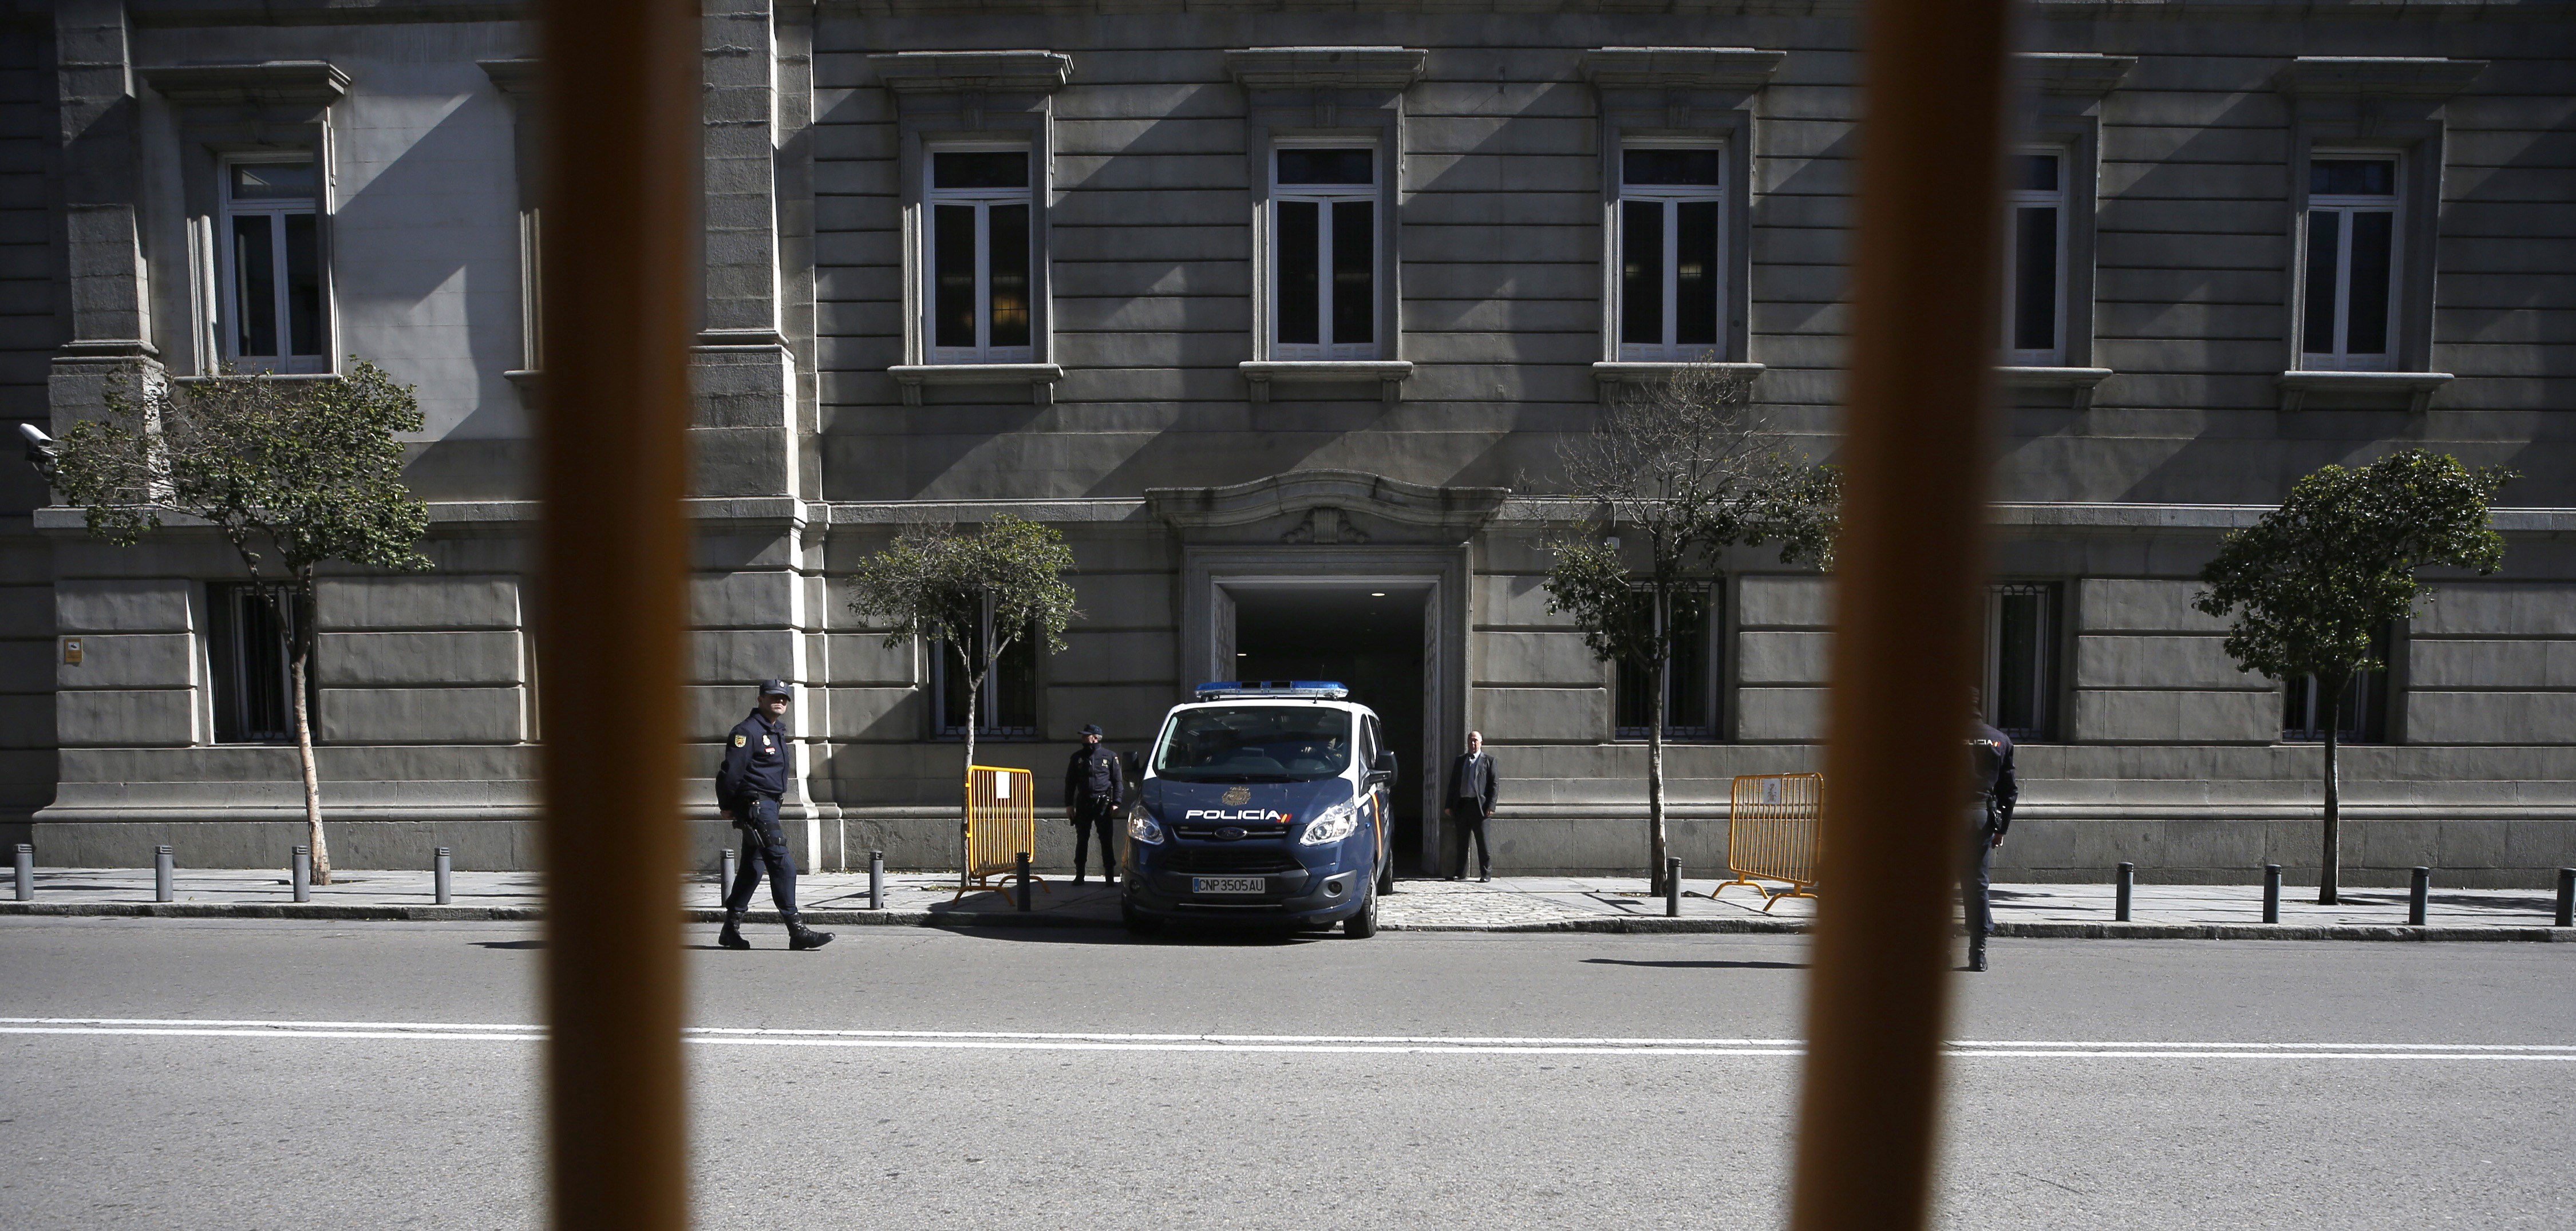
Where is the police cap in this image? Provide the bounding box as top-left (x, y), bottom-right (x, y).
top-left (1080, 723), bottom-right (1103, 737)
top-left (757, 679), bottom-right (793, 699)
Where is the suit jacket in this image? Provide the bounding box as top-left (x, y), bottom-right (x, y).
top-left (1445, 750), bottom-right (1498, 814)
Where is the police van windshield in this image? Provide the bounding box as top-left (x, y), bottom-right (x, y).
top-left (1153, 706), bottom-right (1353, 782)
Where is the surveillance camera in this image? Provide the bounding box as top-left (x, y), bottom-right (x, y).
top-left (17, 421), bottom-right (57, 472)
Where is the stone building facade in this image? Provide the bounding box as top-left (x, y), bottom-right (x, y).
top-left (3, 1), bottom-right (2571, 885)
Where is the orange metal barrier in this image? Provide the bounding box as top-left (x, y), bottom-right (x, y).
top-left (1714, 774), bottom-right (1824, 911)
top-left (952, 765), bottom-right (1043, 902)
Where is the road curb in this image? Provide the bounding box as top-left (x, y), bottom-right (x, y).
top-left (3, 901), bottom-right (2569, 940)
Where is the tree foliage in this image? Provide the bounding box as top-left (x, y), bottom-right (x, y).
top-left (42, 362), bottom-right (434, 882)
top-left (2194, 448), bottom-right (2512, 903)
top-left (849, 514), bottom-right (1080, 877)
top-left (1542, 365), bottom-right (1839, 892)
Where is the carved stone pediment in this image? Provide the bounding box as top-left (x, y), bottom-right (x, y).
top-left (1146, 470), bottom-right (1507, 545)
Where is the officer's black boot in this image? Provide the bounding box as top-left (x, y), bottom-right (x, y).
top-left (717, 912), bottom-right (750, 951)
top-left (1966, 931), bottom-right (1989, 972)
top-left (787, 919), bottom-right (834, 951)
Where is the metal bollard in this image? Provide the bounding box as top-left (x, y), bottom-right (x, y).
top-left (1016, 852), bottom-right (1032, 912)
top-left (868, 849), bottom-right (884, 911)
top-left (291, 846), bottom-right (311, 903)
top-left (2558, 868), bottom-right (2574, 929)
top-left (14, 842), bottom-right (30, 902)
top-left (2409, 866), bottom-right (2429, 927)
top-left (155, 845), bottom-right (174, 903)
top-left (2115, 862), bottom-right (2134, 923)
top-left (1665, 857), bottom-right (1682, 918)
top-left (2262, 864), bottom-right (2281, 924)
top-left (720, 848), bottom-right (736, 903)
top-left (434, 847), bottom-right (452, 905)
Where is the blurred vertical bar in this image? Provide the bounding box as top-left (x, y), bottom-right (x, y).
top-left (1788, 0), bottom-right (2015, 1229)
top-left (533, 0), bottom-right (697, 1227)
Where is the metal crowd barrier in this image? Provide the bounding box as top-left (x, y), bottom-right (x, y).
top-left (1713, 773), bottom-right (1825, 911)
top-left (952, 765), bottom-right (1043, 903)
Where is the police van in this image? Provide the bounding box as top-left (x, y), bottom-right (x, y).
top-left (1120, 682), bottom-right (1398, 937)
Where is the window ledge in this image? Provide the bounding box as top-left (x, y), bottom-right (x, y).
top-left (890, 362), bottom-right (1064, 407)
top-left (1590, 361), bottom-right (1764, 405)
top-left (1240, 360), bottom-right (1413, 404)
top-left (2277, 370), bottom-right (2451, 413)
top-left (171, 371), bottom-right (341, 387)
top-left (1998, 365), bottom-right (2113, 411)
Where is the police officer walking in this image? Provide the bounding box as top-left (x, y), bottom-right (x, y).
top-left (1443, 730), bottom-right (1499, 882)
top-left (715, 680), bottom-right (833, 951)
top-left (1964, 711), bottom-right (2019, 972)
top-left (1062, 723), bottom-right (1123, 885)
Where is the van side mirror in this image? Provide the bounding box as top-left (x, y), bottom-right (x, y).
top-left (1369, 750), bottom-right (1397, 784)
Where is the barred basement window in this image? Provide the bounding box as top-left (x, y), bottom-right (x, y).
top-left (2283, 626), bottom-right (2392, 745)
top-left (1614, 587), bottom-right (1717, 741)
top-left (2301, 156), bottom-right (2401, 372)
top-left (2003, 152), bottom-right (2068, 364)
top-left (933, 603), bottom-right (1038, 739)
top-left (926, 148), bottom-right (1034, 364)
top-left (208, 583), bottom-right (310, 745)
top-left (1984, 583), bottom-right (2059, 742)
top-left (1270, 144), bottom-right (1377, 361)
top-left (1617, 144), bottom-right (1724, 362)
top-left (220, 159), bottom-right (327, 374)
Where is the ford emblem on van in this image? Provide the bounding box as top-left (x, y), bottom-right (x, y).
top-left (1119, 682), bottom-right (1398, 937)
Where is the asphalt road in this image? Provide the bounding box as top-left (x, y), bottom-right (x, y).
top-left (2, 916), bottom-right (2570, 1229)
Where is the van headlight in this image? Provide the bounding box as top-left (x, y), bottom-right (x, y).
top-left (1127, 812), bottom-right (1166, 845)
top-left (1299, 800), bottom-right (1360, 846)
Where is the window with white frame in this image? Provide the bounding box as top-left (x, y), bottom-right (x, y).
top-left (2301, 156), bottom-right (2400, 371)
top-left (1985, 583), bottom-right (2059, 742)
top-left (208, 582), bottom-right (309, 745)
top-left (926, 148), bottom-right (1034, 364)
top-left (2282, 625), bottom-right (2392, 744)
top-left (2003, 152), bottom-right (2067, 363)
top-left (1618, 145), bottom-right (1724, 361)
top-left (1270, 144), bottom-right (1377, 360)
top-left (220, 159), bottom-right (327, 373)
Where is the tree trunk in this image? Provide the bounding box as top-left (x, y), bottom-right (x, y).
top-left (289, 593), bottom-right (329, 885)
top-left (1647, 591), bottom-right (1669, 896)
top-left (2317, 674), bottom-right (2345, 907)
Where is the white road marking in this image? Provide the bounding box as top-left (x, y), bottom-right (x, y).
top-left (2, 1017), bottom-right (2571, 1060)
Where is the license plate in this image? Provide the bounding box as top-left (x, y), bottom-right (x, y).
top-left (1192, 876), bottom-right (1266, 894)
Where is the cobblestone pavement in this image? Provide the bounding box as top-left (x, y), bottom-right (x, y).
top-left (5, 865), bottom-right (2567, 935)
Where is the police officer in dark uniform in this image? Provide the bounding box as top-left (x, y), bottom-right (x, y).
top-left (1964, 712), bottom-right (2019, 972)
top-left (715, 680), bottom-right (833, 951)
top-left (1062, 723), bottom-right (1123, 885)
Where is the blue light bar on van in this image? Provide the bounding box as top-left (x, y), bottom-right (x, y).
top-left (1194, 680), bottom-right (1350, 700)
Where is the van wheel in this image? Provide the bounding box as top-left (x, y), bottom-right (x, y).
top-left (1343, 888), bottom-right (1378, 939)
top-left (1121, 900), bottom-right (1161, 936)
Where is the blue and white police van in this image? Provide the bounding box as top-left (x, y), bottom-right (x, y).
top-left (1120, 682), bottom-right (1398, 937)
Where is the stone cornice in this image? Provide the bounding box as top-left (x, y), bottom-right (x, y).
top-left (2277, 56), bottom-right (2488, 99)
top-left (1578, 47), bottom-right (1785, 92)
top-left (868, 50), bottom-right (1072, 95)
top-left (1147, 470), bottom-right (1506, 535)
top-left (2013, 52), bottom-right (2135, 97)
top-left (139, 60), bottom-right (350, 106)
top-left (1224, 47), bottom-right (1427, 92)
top-left (477, 57), bottom-right (538, 98)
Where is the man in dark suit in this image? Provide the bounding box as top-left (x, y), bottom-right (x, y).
top-left (1443, 730), bottom-right (1499, 882)
top-left (1964, 712), bottom-right (2019, 972)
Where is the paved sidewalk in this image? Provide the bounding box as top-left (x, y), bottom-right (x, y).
top-left (2, 866), bottom-right (2569, 940)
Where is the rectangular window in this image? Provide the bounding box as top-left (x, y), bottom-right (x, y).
top-left (926, 148), bottom-right (1034, 364)
top-left (2283, 626), bottom-right (2392, 744)
top-left (220, 160), bottom-right (326, 373)
top-left (1618, 145), bottom-right (1724, 361)
top-left (1614, 587), bottom-right (1716, 741)
top-left (2003, 153), bottom-right (2066, 362)
top-left (1271, 145), bottom-right (1376, 359)
top-left (2301, 156), bottom-right (2400, 371)
top-left (209, 583), bottom-right (307, 745)
top-left (1985, 584), bottom-right (2060, 742)
top-left (933, 601), bottom-right (1038, 738)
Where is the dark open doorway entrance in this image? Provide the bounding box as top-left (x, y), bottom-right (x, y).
top-left (1231, 586), bottom-right (1428, 874)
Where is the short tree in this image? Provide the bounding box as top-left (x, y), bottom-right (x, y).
top-left (1543, 364), bottom-right (1839, 894)
top-left (849, 515), bottom-right (1079, 878)
top-left (2195, 449), bottom-right (2512, 904)
top-left (42, 362), bottom-right (433, 884)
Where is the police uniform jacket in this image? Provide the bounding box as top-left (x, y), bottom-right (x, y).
top-left (1064, 743), bottom-right (1124, 811)
top-left (1969, 721), bottom-right (2019, 837)
top-left (716, 710), bottom-right (790, 809)
top-left (1446, 750), bottom-right (1499, 814)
